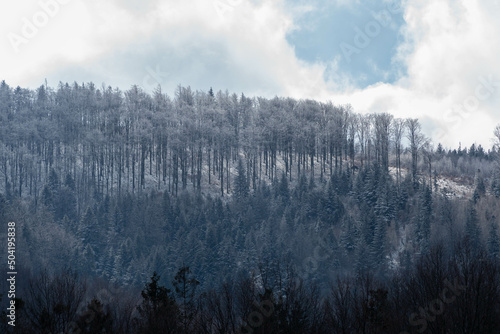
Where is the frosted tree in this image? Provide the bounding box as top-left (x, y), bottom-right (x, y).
top-left (234, 158), bottom-right (248, 200)
top-left (417, 185), bottom-right (432, 254)
top-left (406, 118), bottom-right (427, 187)
top-left (465, 202), bottom-right (481, 251)
top-left (488, 217), bottom-right (500, 260)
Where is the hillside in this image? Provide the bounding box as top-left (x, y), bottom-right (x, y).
top-left (0, 81), bottom-right (500, 333)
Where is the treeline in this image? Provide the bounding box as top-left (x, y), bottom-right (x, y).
top-left (0, 80), bottom-right (496, 210)
top-left (3, 239), bottom-right (500, 333)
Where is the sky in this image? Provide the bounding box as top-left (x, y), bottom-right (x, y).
top-left (1, 0), bottom-right (500, 149)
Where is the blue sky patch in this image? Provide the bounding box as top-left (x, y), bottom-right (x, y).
top-left (286, 0), bottom-right (406, 88)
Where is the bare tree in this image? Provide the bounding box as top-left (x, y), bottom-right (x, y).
top-left (422, 142), bottom-right (434, 188)
top-left (357, 114), bottom-right (371, 167)
top-left (494, 124), bottom-right (500, 149)
top-left (392, 118), bottom-right (405, 184)
top-left (374, 113), bottom-right (393, 173)
top-left (22, 269), bottom-right (86, 334)
top-left (406, 118), bottom-right (427, 186)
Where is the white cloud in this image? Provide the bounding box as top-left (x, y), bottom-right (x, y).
top-left (329, 0), bottom-right (500, 148)
top-left (0, 0), bottom-right (330, 96)
top-left (1, 0), bottom-right (499, 148)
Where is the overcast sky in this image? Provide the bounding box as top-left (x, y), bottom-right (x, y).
top-left (1, 0), bottom-right (500, 149)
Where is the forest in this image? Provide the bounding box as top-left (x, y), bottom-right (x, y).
top-left (0, 80), bottom-right (499, 333)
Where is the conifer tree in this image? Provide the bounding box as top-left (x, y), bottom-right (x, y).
top-left (234, 158), bottom-right (249, 200)
top-left (417, 185), bottom-right (432, 254)
top-left (488, 217), bottom-right (500, 260)
top-left (370, 218), bottom-right (387, 270)
top-left (492, 170), bottom-right (500, 198)
top-left (137, 272), bottom-right (179, 334)
top-left (465, 202), bottom-right (481, 251)
top-left (340, 216), bottom-right (358, 254)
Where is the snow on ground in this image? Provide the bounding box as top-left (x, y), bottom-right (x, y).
top-left (434, 176), bottom-right (473, 199)
top-left (388, 166), bottom-right (474, 199)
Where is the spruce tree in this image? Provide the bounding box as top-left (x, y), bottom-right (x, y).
top-left (340, 216), bottom-right (358, 254)
top-left (492, 170), bottom-right (500, 198)
top-left (370, 218), bottom-right (387, 270)
top-left (234, 158), bottom-right (249, 200)
top-left (488, 217), bottom-right (500, 260)
top-left (278, 171), bottom-right (290, 201)
top-left (475, 172), bottom-right (486, 197)
top-left (465, 202), bottom-right (481, 251)
top-left (79, 207), bottom-right (97, 244)
top-left (48, 168), bottom-right (60, 193)
top-left (322, 178), bottom-right (345, 224)
top-left (417, 185), bottom-right (432, 254)
top-left (41, 185), bottom-right (54, 210)
top-left (355, 241), bottom-right (371, 274)
top-left (138, 272), bottom-right (179, 334)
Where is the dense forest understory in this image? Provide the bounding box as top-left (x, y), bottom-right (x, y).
top-left (0, 80), bottom-right (500, 333)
